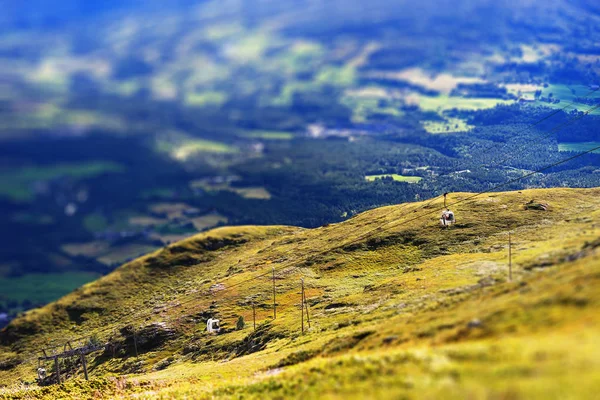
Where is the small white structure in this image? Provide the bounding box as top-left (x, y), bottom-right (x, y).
top-left (207, 318), bottom-right (220, 334)
top-left (37, 367), bottom-right (47, 381)
top-left (440, 210), bottom-right (455, 227)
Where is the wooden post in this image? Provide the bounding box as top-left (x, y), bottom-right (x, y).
top-left (272, 267), bottom-right (277, 319)
top-left (252, 300), bottom-right (256, 331)
top-left (54, 356), bottom-right (61, 384)
top-left (508, 232), bottom-right (513, 281)
top-left (301, 279), bottom-right (305, 334)
top-left (133, 328), bottom-right (138, 357)
top-left (80, 350), bottom-right (88, 381)
top-left (304, 288), bottom-right (311, 329)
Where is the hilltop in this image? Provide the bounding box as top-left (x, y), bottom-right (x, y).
top-left (1, 188), bottom-right (600, 399)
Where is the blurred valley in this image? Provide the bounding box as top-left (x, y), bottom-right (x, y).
top-left (0, 0), bottom-right (599, 326)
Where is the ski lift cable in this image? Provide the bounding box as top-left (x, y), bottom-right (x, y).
top-left (21, 107), bottom-right (600, 365)
top-left (28, 90), bottom-right (600, 349)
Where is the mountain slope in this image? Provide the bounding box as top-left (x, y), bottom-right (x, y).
top-left (1, 188), bottom-right (600, 399)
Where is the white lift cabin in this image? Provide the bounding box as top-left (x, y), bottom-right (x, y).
top-left (207, 318), bottom-right (221, 334)
top-left (440, 193), bottom-right (455, 227)
top-left (440, 210), bottom-right (455, 227)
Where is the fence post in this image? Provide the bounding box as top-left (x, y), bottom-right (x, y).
top-left (80, 350), bottom-right (89, 380)
top-left (508, 232), bottom-right (513, 281)
top-left (301, 279), bottom-right (305, 334)
top-left (304, 288), bottom-right (311, 328)
top-left (272, 267), bottom-right (277, 319)
top-left (54, 356), bottom-right (61, 384)
top-left (252, 300), bottom-right (256, 331)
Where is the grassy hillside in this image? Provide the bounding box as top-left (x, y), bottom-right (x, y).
top-left (1, 188), bottom-right (600, 399)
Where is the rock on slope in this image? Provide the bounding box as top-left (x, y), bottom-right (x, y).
top-left (1, 188), bottom-right (600, 399)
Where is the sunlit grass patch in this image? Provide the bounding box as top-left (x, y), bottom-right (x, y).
top-left (156, 135), bottom-right (237, 161)
top-left (271, 82), bottom-right (318, 106)
top-left (224, 32), bottom-right (274, 63)
top-left (422, 117), bottom-right (474, 133)
top-left (62, 241), bottom-right (111, 258)
top-left (340, 94), bottom-right (403, 123)
top-left (191, 179), bottom-right (272, 199)
top-left (532, 84), bottom-right (600, 114)
top-left (149, 202), bottom-right (201, 220)
top-left (365, 68), bottom-right (485, 95)
top-left (541, 83), bottom-right (592, 101)
top-left (129, 216), bottom-right (169, 227)
top-left (191, 212), bottom-right (229, 231)
top-left (185, 91), bottom-right (228, 107)
top-left (315, 65), bottom-right (356, 86)
top-left (172, 139), bottom-right (234, 157)
top-left (558, 142), bottom-right (600, 154)
top-left (365, 174), bottom-right (422, 183)
top-left (203, 23), bottom-right (244, 41)
top-left (240, 130), bottom-right (294, 140)
top-left (234, 187), bottom-right (272, 199)
top-left (406, 93), bottom-right (513, 112)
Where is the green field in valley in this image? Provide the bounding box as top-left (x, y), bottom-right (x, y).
top-left (0, 272), bottom-right (101, 304)
top-left (0, 162), bottom-right (124, 202)
top-left (365, 174), bottom-right (423, 183)
top-left (558, 142), bottom-right (600, 154)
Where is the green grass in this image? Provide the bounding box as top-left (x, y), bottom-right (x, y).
top-left (541, 84), bottom-right (593, 101)
top-left (533, 84), bottom-right (600, 115)
top-left (191, 213), bottom-right (229, 231)
top-left (83, 213), bottom-right (109, 233)
top-left (0, 162), bottom-right (124, 202)
top-left (558, 142), bottom-right (600, 154)
top-left (365, 174), bottom-right (422, 183)
top-left (422, 117), bottom-right (474, 134)
top-left (0, 272), bottom-right (100, 304)
top-left (234, 187), bottom-right (272, 199)
top-left (156, 138), bottom-right (237, 160)
top-left (2, 188), bottom-right (600, 399)
top-left (185, 91), bottom-right (228, 107)
top-left (190, 179), bottom-right (272, 199)
top-left (240, 130), bottom-right (294, 140)
top-left (225, 32), bottom-right (273, 62)
top-left (315, 65), bottom-right (356, 86)
top-left (340, 95), bottom-right (404, 123)
top-left (410, 94), bottom-right (513, 112)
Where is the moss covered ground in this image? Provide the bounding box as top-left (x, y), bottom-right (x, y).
top-left (1, 188), bottom-right (599, 399)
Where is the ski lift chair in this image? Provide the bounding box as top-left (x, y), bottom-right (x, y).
top-left (207, 318), bottom-right (221, 334)
top-left (439, 193), bottom-right (455, 227)
top-left (440, 210), bottom-right (455, 227)
top-left (37, 367), bottom-right (46, 381)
